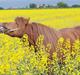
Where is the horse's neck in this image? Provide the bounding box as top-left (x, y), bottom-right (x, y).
top-left (24, 24), bottom-right (35, 44)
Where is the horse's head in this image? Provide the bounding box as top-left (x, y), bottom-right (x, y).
top-left (0, 17), bottom-right (30, 37)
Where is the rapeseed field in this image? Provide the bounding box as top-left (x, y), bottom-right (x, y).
top-left (0, 9), bottom-right (80, 75)
top-left (0, 34), bottom-right (80, 75)
top-left (0, 8), bottom-right (80, 28)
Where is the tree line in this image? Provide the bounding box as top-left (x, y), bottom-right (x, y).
top-left (28, 2), bottom-right (80, 9)
top-left (0, 2), bottom-right (80, 9)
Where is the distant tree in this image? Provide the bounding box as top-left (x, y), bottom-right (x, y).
top-left (29, 3), bottom-right (37, 8)
top-left (57, 2), bottom-right (69, 8)
top-left (25, 6), bottom-right (28, 8)
top-left (42, 4), bottom-right (46, 8)
top-left (72, 4), bottom-right (80, 8)
top-left (46, 5), bottom-right (54, 8)
top-left (0, 7), bottom-right (4, 9)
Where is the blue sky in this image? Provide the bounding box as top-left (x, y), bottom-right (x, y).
top-left (0, 0), bottom-right (80, 8)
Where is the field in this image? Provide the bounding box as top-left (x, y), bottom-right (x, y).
top-left (0, 8), bottom-right (80, 29)
top-left (0, 9), bottom-right (80, 75)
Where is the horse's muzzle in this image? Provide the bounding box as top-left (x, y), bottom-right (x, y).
top-left (0, 24), bottom-right (9, 33)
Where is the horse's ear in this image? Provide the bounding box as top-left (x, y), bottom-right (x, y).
top-left (25, 17), bottom-right (30, 26)
top-left (15, 17), bottom-right (30, 26)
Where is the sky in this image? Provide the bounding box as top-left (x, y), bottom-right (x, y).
top-left (0, 0), bottom-right (80, 8)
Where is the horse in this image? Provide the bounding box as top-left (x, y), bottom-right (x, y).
top-left (0, 17), bottom-right (80, 57)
